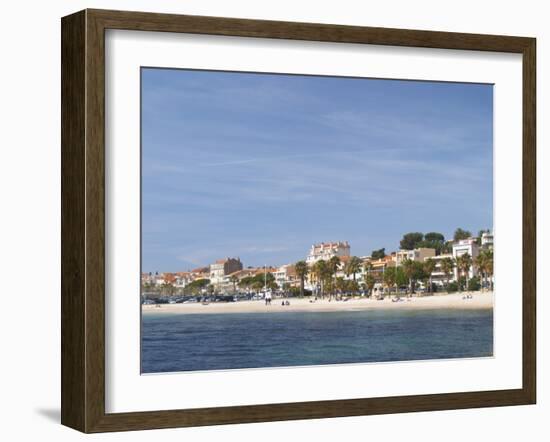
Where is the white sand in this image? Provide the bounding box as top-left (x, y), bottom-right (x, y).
top-left (142, 291), bottom-right (493, 315)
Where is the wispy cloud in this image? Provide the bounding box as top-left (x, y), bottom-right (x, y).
top-left (140, 69), bottom-right (493, 271)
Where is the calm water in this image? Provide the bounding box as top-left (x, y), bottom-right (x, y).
top-left (141, 308), bottom-right (493, 373)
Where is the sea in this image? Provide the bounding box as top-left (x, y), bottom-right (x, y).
top-left (141, 308), bottom-right (493, 374)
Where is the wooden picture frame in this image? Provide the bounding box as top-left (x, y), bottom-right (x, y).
top-left (61, 8), bottom-right (536, 433)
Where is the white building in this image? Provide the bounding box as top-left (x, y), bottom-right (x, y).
top-left (174, 272), bottom-right (192, 289)
top-left (306, 241), bottom-right (350, 264)
top-left (452, 238), bottom-right (479, 279)
top-left (209, 257), bottom-right (243, 285)
top-left (481, 231), bottom-right (494, 249)
top-left (273, 264), bottom-right (297, 289)
top-left (424, 253), bottom-right (454, 286)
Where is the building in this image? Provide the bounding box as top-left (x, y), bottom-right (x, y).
top-left (209, 257), bottom-right (243, 285)
top-left (367, 255), bottom-right (396, 282)
top-left (226, 268), bottom-right (260, 282)
top-left (481, 231), bottom-right (494, 249)
top-left (174, 272), bottom-right (192, 289)
top-left (452, 238), bottom-right (479, 279)
top-left (423, 253), bottom-right (455, 287)
top-left (273, 264), bottom-right (298, 289)
top-left (394, 247), bottom-right (436, 265)
top-left (190, 266), bottom-right (209, 279)
top-left (306, 241), bottom-right (350, 264)
top-left (141, 272), bottom-right (154, 286)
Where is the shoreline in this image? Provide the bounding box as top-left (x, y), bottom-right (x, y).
top-left (142, 291), bottom-right (493, 315)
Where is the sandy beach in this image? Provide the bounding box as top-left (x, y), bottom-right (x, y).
top-left (142, 291), bottom-right (493, 315)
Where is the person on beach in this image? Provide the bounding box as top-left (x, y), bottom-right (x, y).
top-left (265, 291), bottom-right (272, 306)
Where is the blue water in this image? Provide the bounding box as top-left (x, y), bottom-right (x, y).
top-left (141, 308), bottom-right (493, 373)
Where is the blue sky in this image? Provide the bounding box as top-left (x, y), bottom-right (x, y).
top-left (141, 68), bottom-right (493, 272)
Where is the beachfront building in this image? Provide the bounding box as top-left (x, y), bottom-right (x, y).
top-left (216, 267), bottom-right (278, 293)
top-left (209, 257), bottom-right (243, 285)
top-left (452, 238), bottom-right (479, 279)
top-left (368, 255), bottom-right (396, 282)
top-left (306, 241), bottom-right (350, 264)
top-left (227, 268), bottom-right (260, 282)
top-left (144, 272), bottom-right (166, 287)
top-left (273, 264), bottom-right (298, 289)
top-left (141, 272), bottom-right (154, 286)
top-left (424, 253), bottom-right (455, 287)
top-left (174, 272), bottom-right (192, 289)
top-left (481, 231), bottom-right (494, 250)
top-left (190, 266), bottom-right (209, 280)
top-left (394, 247), bottom-right (436, 265)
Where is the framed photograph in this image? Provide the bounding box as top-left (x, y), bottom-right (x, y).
top-left (61, 9), bottom-right (536, 433)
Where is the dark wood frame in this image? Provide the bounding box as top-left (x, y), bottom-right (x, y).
top-left (61, 8), bottom-right (536, 433)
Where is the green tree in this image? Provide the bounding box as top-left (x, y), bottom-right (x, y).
top-left (294, 260), bottom-right (308, 298)
top-left (239, 276), bottom-right (254, 290)
top-left (383, 266), bottom-right (397, 297)
top-left (400, 232), bottom-right (424, 250)
top-left (395, 266), bottom-right (408, 287)
top-left (474, 249), bottom-right (493, 291)
top-left (440, 257), bottom-right (454, 291)
top-left (312, 260), bottom-right (330, 298)
top-left (345, 256), bottom-right (363, 284)
top-left (484, 250), bottom-right (494, 290)
top-left (365, 273), bottom-right (375, 297)
top-left (417, 232), bottom-right (446, 254)
top-left (240, 272), bottom-right (277, 291)
top-left (402, 259), bottom-right (426, 295)
top-left (468, 276), bottom-right (481, 291)
top-left (402, 259), bottom-right (416, 295)
top-left (347, 280), bottom-right (360, 294)
top-left (441, 241), bottom-right (454, 254)
top-left (229, 275), bottom-right (239, 293)
top-left (423, 258), bottom-right (436, 294)
top-left (456, 253), bottom-right (472, 291)
top-left (184, 278), bottom-right (210, 294)
top-left (425, 232), bottom-right (445, 242)
top-left (335, 276), bottom-right (346, 293)
top-left (161, 282), bottom-right (175, 296)
top-left (453, 228), bottom-right (472, 242)
top-left (447, 281), bottom-right (459, 293)
top-left (328, 256), bottom-right (341, 299)
top-left (371, 248), bottom-right (386, 260)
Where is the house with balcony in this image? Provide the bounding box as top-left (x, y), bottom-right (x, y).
top-left (306, 241), bottom-right (350, 264)
top-left (452, 238), bottom-right (479, 279)
top-left (209, 257), bottom-right (243, 286)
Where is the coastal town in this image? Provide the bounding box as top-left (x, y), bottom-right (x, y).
top-left (141, 228), bottom-right (494, 302)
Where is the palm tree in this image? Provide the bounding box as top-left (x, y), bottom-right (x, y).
top-left (365, 273), bottom-right (375, 297)
top-left (484, 250), bottom-right (494, 291)
top-left (363, 261), bottom-right (374, 297)
top-left (229, 275), bottom-right (239, 294)
top-left (328, 256), bottom-right (341, 299)
top-left (423, 258), bottom-right (436, 294)
top-left (383, 266), bottom-right (397, 298)
top-left (335, 276), bottom-right (346, 293)
top-left (402, 258), bottom-right (416, 296)
top-left (440, 257), bottom-right (454, 292)
top-left (474, 253), bottom-right (487, 291)
top-left (294, 260), bottom-right (308, 298)
top-left (475, 250), bottom-right (494, 291)
top-left (161, 282), bottom-right (175, 296)
top-left (313, 259), bottom-right (329, 298)
top-left (345, 256), bottom-right (363, 286)
top-left (456, 253), bottom-right (472, 291)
